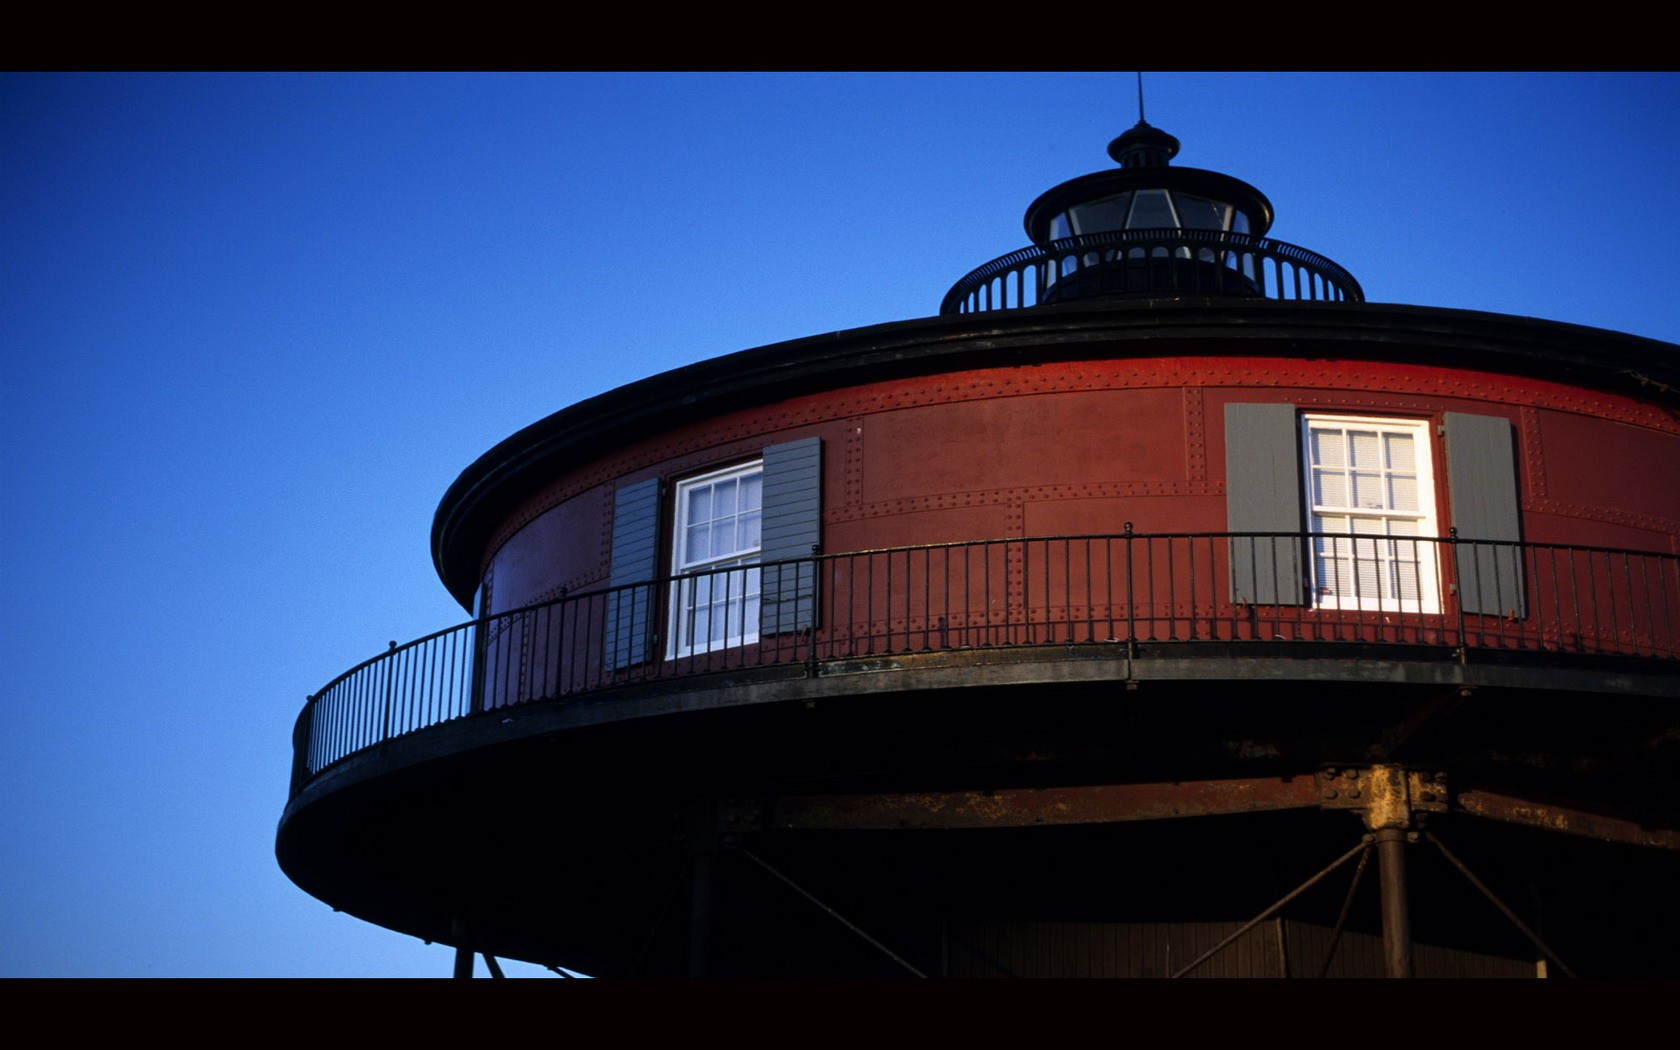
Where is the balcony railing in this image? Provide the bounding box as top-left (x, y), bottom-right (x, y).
top-left (293, 532), bottom-right (1677, 795)
top-left (939, 229), bottom-right (1364, 315)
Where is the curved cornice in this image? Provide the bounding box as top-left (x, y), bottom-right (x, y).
top-left (432, 298), bottom-right (1680, 608)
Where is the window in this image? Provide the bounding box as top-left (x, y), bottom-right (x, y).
top-left (605, 438), bottom-right (821, 670)
top-left (1226, 404), bottom-right (1519, 615)
top-left (669, 461), bottom-right (763, 656)
top-left (1302, 415), bottom-right (1440, 612)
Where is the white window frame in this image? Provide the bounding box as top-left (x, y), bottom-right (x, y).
top-left (668, 460), bottom-right (763, 658)
top-left (1302, 414), bottom-right (1442, 614)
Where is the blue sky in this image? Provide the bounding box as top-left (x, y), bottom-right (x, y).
top-left (3, 72), bottom-right (1676, 977)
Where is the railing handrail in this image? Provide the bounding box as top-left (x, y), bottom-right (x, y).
top-left (293, 532), bottom-right (1679, 796)
top-left (939, 229), bottom-right (1365, 315)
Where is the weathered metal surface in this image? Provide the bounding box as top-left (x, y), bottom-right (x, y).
top-left (770, 776), bottom-right (1319, 831)
top-left (1317, 765), bottom-right (1450, 830)
top-left (1455, 789), bottom-right (1680, 850)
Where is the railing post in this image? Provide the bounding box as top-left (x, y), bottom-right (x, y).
top-left (379, 640), bottom-right (397, 752)
top-left (554, 587), bottom-right (567, 697)
top-left (1448, 529), bottom-right (1468, 664)
top-left (1124, 522), bottom-right (1137, 659)
top-left (806, 545), bottom-right (821, 679)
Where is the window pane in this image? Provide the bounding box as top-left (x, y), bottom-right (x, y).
top-left (1351, 471), bottom-right (1384, 509)
top-left (1390, 475), bottom-right (1418, 511)
top-left (1173, 194), bottom-right (1227, 231)
top-left (1312, 429), bottom-right (1345, 467)
top-left (1385, 432), bottom-right (1415, 470)
top-left (1314, 469), bottom-right (1347, 508)
top-left (705, 522), bottom-right (728, 561)
top-left (1395, 556), bottom-right (1421, 600)
top-left (687, 487), bottom-right (711, 524)
top-left (1350, 431), bottom-right (1381, 468)
top-left (686, 523), bottom-right (709, 563)
top-left (1127, 190), bottom-right (1176, 228)
top-left (1070, 194), bottom-right (1131, 235)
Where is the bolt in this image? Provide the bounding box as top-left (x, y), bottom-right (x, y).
top-left (1407, 832), bottom-right (1421, 843)
top-left (1348, 769), bottom-right (1360, 780)
top-left (1349, 789), bottom-right (1361, 799)
top-left (1325, 789), bottom-right (1338, 800)
top-left (1324, 767), bottom-right (1339, 779)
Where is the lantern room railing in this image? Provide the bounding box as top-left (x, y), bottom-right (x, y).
top-left (292, 533), bottom-right (1676, 796)
top-left (939, 229), bottom-right (1364, 315)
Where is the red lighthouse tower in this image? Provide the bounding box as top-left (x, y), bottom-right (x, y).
top-left (280, 115), bottom-right (1680, 978)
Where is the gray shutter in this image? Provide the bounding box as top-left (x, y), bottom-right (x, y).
top-left (1444, 413), bottom-right (1524, 617)
top-left (1225, 403), bottom-right (1306, 605)
top-left (760, 437), bottom-right (822, 633)
top-left (606, 477), bottom-right (660, 669)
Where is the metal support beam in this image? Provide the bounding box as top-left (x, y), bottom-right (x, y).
top-left (1374, 827), bottom-right (1412, 978)
top-left (1424, 830), bottom-right (1576, 978)
top-left (1455, 789), bottom-right (1680, 851)
top-left (1171, 838), bottom-right (1368, 978)
top-left (773, 776), bottom-right (1320, 831)
top-left (1316, 846), bottom-right (1372, 978)
top-left (451, 914), bottom-right (473, 979)
top-left (742, 848), bottom-right (926, 978)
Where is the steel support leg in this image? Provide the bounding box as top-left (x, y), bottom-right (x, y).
top-left (1374, 827), bottom-right (1413, 978)
top-left (451, 913), bottom-right (474, 979)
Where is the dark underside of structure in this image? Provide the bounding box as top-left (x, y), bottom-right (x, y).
top-left (280, 646), bottom-right (1680, 977)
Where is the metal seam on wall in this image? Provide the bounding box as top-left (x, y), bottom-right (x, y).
top-left (845, 417), bottom-right (864, 509)
top-left (825, 481), bottom-right (1223, 523)
top-left (1526, 498), bottom-right (1678, 536)
top-left (1184, 387), bottom-right (1207, 481)
top-left (1521, 406), bottom-right (1547, 500)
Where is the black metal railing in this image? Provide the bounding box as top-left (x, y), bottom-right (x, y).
top-left (293, 532), bottom-right (1677, 795)
top-left (939, 229), bottom-right (1364, 315)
